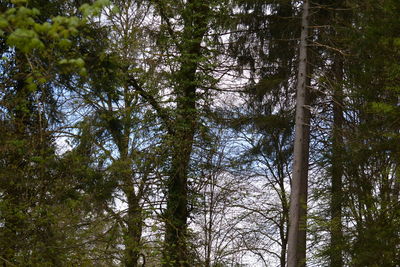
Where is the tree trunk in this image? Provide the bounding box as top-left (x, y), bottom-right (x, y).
top-left (330, 54), bottom-right (344, 267)
top-left (162, 36), bottom-right (198, 267)
top-left (163, 38), bottom-right (199, 266)
top-left (287, 1), bottom-right (311, 266)
top-left (162, 1), bottom-right (210, 266)
top-left (279, 186), bottom-right (289, 267)
top-left (163, 133), bottom-right (194, 267)
top-left (119, 150), bottom-right (144, 267)
top-left (118, 91), bottom-right (144, 267)
top-left (125, 192), bottom-right (143, 267)
top-left (204, 173), bottom-right (215, 267)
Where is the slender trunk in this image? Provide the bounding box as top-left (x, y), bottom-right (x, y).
top-left (118, 87), bottom-right (143, 267)
top-left (125, 192), bottom-right (143, 267)
top-left (121, 162), bottom-right (143, 267)
top-left (279, 186), bottom-right (289, 267)
top-left (205, 174), bottom-right (215, 267)
top-left (120, 151), bottom-right (143, 267)
top-left (277, 150), bottom-right (289, 267)
top-left (287, 1), bottom-right (311, 266)
top-left (330, 55), bottom-right (344, 267)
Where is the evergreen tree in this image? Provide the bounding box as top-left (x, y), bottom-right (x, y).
top-left (0, 0), bottom-right (116, 265)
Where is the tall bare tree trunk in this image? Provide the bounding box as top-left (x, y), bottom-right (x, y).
top-left (287, 1), bottom-right (311, 266)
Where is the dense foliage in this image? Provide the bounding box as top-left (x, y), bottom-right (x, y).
top-left (1, 0), bottom-right (399, 266)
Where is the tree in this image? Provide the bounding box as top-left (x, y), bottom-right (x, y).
top-left (2, 0), bottom-right (400, 266)
top-left (307, 1), bottom-right (348, 264)
top-left (287, 0), bottom-right (311, 266)
top-left (155, 1), bottom-right (212, 264)
top-left (339, 0), bottom-right (400, 265)
top-left (306, 1), bottom-right (400, 265)
top-left (227, 1), bottom-right (299, 265)
top-left (0, 0), bottom-right (117, 265)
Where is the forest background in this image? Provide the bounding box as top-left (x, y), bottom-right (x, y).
top-left (1, 0), bottom-right (400, 266)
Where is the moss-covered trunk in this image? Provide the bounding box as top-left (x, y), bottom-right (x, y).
top-left (162, 1), bottom-right (210, 266)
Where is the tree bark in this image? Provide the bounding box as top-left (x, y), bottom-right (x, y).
top-left (279, 182), bottom-right (289, 267)
top-left (287, 1), bottom-right (311, 266)
top-left (330, 54), bottom-right (344, 267)
top-left (125, 192), bottom-right (143, 267)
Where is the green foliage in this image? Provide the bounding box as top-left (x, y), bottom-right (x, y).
top-left (0, 0), bottom-right (120, 265)
top-left (2, 0), bottom-right (400, 266)
top-left (80, 0), bottom-right (110, 18)
top-left (7, 28), bottom-right (44, 51)
top-left (1, 4), bottom-right (75, 53)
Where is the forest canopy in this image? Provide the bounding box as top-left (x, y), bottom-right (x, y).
top-left (1, 0), bottom-right (400, 266)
